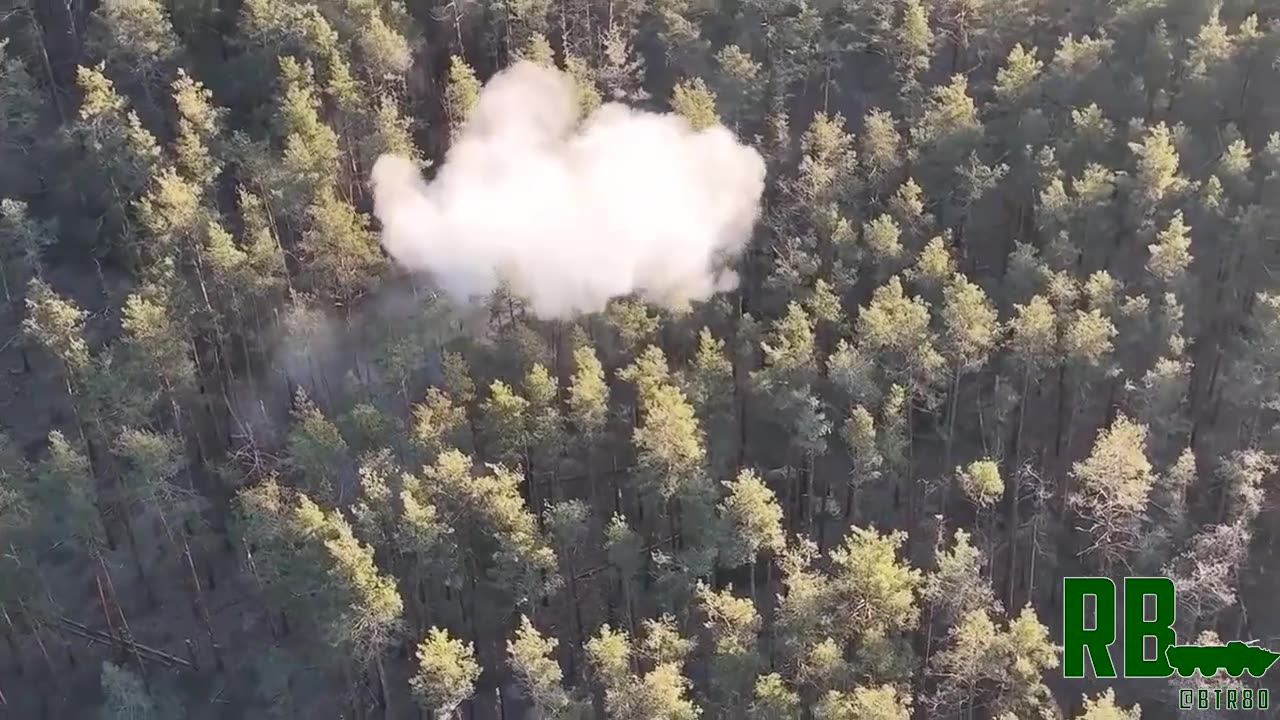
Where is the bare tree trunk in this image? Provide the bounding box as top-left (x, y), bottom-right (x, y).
top-left (0, 603), bottom-right (22, 677)
top-left (804, 451), bottom-right (815, 538)
top-left (123, 520), bottom-right (154, 607)
top-left (1014, 366), bottom-right (1031, 463)
top-left (26, 8), bottom-right (66, 123)
top-left (19, 600), bottom-right (54, 677)
top-left (1006, 467), bottom-right (1021, 609)
top-left (184, 539), bottom-right (222, 671)
top-left (100, 556), bottom-right (149, 689)
top-left (95, 567), bottom-right (121, 661)
top-left (620, 567), bottom-right (636, 637)
top-left (1053, 363), bottom-right (1069, 460)
top-left (565, 557), bottom-right (585, 683)
top-left (945, 365), bottom-right (963, 471)
top-left (376, 655), bottom-right (393, 716)
top-left (244, 546), bottom-right (280, 639)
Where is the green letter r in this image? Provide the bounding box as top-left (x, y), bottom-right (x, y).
top-left (1064, 577), bottom-right (1117, 678)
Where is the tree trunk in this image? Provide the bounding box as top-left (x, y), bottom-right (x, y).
top-left (376, 655), bottom-right (392, 715)
top-left (804, 451), bottom-right (815, 538)
top-left (99, 555), bottom-right (149, 689)
top-left (95, 565), bottom-right (121, 661)
top-left (1053, 363), bottom-right (1069, 461)
top-left (1, 604), bottom-right (23, 677)
top-left (26, 9), bottom-right (66, 123)
top-left (244, 546), bottom-right (280, 639)
top-left (123, 519), bottom-right (155, 608)
top-left (620, 568), bottom-right (636, 637)
top-left (1006, 466), bottom-right (1021, 610)
top-left (184, 539), bottom-right (222, 671)
top-left (566, 559), bottom-right (585, 684)
top-left (18, 599), bottom-right (54, 677)
top-left (945, 365), bottom-right (963, 471)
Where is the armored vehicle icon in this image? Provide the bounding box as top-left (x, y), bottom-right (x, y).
top-left (1166, 640), bottom-right (1280, 678)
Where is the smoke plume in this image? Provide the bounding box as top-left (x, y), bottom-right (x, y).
top-left (370, 61), bottom-right (766, 319)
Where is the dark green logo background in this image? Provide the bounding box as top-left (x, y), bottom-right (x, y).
top-left (1063, 577), bottom-right (1279, 679)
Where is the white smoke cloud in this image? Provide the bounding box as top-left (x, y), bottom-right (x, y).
top-left (370, 60), bottom-right (767, 320)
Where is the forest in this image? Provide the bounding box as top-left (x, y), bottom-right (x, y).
top-left (1, 0), bottom-right (1280, 716)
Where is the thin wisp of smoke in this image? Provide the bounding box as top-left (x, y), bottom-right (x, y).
top-left (370, 60), bottom-right (767, 320)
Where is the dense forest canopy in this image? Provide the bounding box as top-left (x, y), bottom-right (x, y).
top-left (1, 0), bottom-right (1279, 717)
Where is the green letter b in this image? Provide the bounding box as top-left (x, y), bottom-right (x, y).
top-left (1123, 577), bottom-right (1175, 678)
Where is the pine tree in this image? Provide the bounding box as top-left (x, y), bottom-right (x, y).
top-left (111, 427), bottom-right (203, 553)
top-left (70, 64), bottom-right (162, 258)
top-left (922, 529), bottom-right (995, 626)
top-left (957, 458), bottom-right (1003, 507)
top-left (928, 605), bottom-right (1058, 717)
top-left (87, 0), bottom-right (182, 115)
top-left (286, 389), bottom-right (352, 502)
top-left (1075, 689), bottom-right (1141, 720)
top-left (445, 55), bottom-right (481, 137)
top-left (275, 56), bottom-right (341, 221)
top-left (0, 38), bottom-right (44, 169)
top-left (859, 109), bottom-right (902, 187)
top-left (416, 450), bottom-right (559, 610)
top-left (99, 661), bottom-right (161, 720)
top-left (412, 627), bottom-right (481, 717)
top-left (995, 44), bottom-right (1043, 109)
top-left (748, 674), bottom-right (801, 720)
top-left (688, 328), bottom-right (735, 472)
top-left (23, 278), bottom-right (92, 387)
top-left (481, 379), bottom-right (532, 467)
top-left (120, 281), bottom-right (195, 403)
top-left (1128, 122), bottom-right (1186, 218)
top-left (940, 273), bottom-right (999, 467)
top-left (839, 405), bottom-right (882, 519)
top-left (1069, 415), bottom-right (1154, 570)
top-left (0, 199), bottom-right (53, 303)
top-left (913, 75), bottom-right (982, 169)
top-left (0, 433), bottom-right (27, 535)
top-left (631, 382), bottom-right (706, 501)
top-left (908, 237), bottom-right (956, 293)
top-left (856, 276), bottom-right (945, 403)
top-left (397, 469), bottom-right (458, 620)
top-left (1008, 294), bottom-right (1057, 460)
top-left (696, 582), bottom-right (761, 711)
top-left (36, 431), bottom-right (107, 554)
top-left (671, 78), bottom-right (720, 131)
top-left (827, 527), bottom-right (922, 657)
top-left (412, 388), bottom-right (469, 459)
top-left (605, 514), bottom-right (644, 633)
top-left (1165, 521), bottom-right (1251, 634)
top-left (318, 511), bottom-right (404, 662)
top-left (569, 344), bottom-right (609, 440)
top-left (362, 92), bottom-right (422, 168)
top-left (1146, 211), bottom-right (1192, 285)
top-left (300, 186), bottom-right (384, 303)
top-left (864, 215), bottom-right (905, 269)
top-left (509, 614), bottom-right (576, 718)
top-left (525, 363), bottom-right (566, 473)
top-left (892, 0), bottom-right (932, 97)
top-left (713, 45), bottom-right (764, 131)
top-left (587, 621), bottom-right (702, 720)
top-left (814, 684), bottom-right (911, 720)
top-left (718, 469), bottom-right (785, 599)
